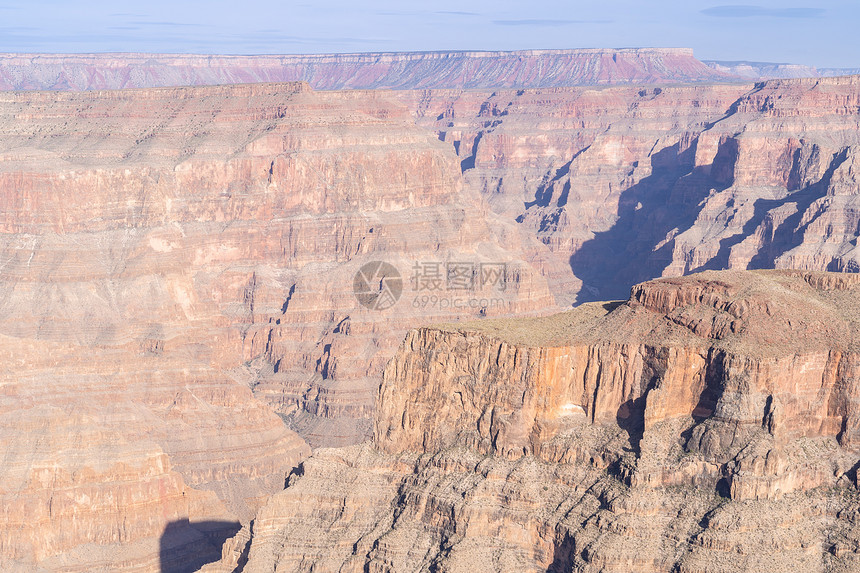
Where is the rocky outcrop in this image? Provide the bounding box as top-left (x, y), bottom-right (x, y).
top-left (0, 49), bottom-right (737, 92)
top-left (0, 81), bottom-right (556, 569)
top-left (394, 75), bottom-right (860, 303)
top-left (222, 271), bottom-right (860, 572)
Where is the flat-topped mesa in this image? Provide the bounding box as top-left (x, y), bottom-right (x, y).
top-left (630, 276), bottom-right (741, 317)
top-left (376, 270), bottom-right (860, 501)
top-left (0, 48), bottom-right (738, 91)
top-left (632, 270), bottom-right (860, 317)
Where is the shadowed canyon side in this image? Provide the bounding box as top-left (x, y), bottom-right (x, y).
top-left (0, 82), bottom-right (555, 570)
top-left (3, 60), bottom-right (860, 572)
top-left (0, 49), bottom-right (737, 92)
top-left (395, 75), bottom-right (860, 303)
top-left (209, 270), bottom-right (860, 573)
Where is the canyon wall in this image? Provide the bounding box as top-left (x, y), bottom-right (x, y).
top-left (0, 81), bottom-right (555, 570)
top-left (219, 270), bottom-right (860, 572)
top-left (0, 49), bottom-right (736, 92)
top-left (394, 74), bottom-right (860, 303)
top-left (2, 57), bottom-right (860, 571)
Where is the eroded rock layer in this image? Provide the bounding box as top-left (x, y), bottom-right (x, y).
top-left (0, 82), bottom-right (554, 570)
top-left (394, 75), bottom-right (860, 303)
top-left (220, 270), bottom-right (860, 573)
top-left (0, 49), bottom-right (735, 92)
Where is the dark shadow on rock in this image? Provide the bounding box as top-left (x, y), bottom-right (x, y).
top-left (680, 352), bottom-right (724, 449)
top-left (616, 395), bottom-right (647, 453)
top-left (746, 148), bottom-right (848, 269)
top-left (159, 519), bottom-right (241, 573)
top-left (525, 158), bottom-right (574, 210)
top-left (569, 140), bottom-right (731, 303)
top-left (696, 150), bottom-right (848, 273)
top-left (715, 477), bottom-right (732, 498)
top-left (459, 132), bottom-right (483, 172)
top-left (547, 532), bottom-right (576, 572)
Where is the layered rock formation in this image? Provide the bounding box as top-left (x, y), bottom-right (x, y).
top-left (0, 49), bottom-right (736, 92)
top-left (0, 81), bottom-right (555, 570)
top-left (821, 68), bottom-right (860, 77)
top-left (704, 60), bottom-right (820, 79)
top-left (395, 74), bottom-right (860, 302)
top-left (3, 54), bottom-right (860, 571)
top-left (704, 61), bottom-right (860, 80)
top-left (216, 270), bottom-right (860, 572)
top-left (7, 55), bottom-right (860, 309)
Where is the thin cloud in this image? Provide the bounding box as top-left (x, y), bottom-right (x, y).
top-left (376, 11), bottom-right (410, 16)
top-left (701, 5), bottom-right (825, 18)
top-left (436, 11), bottom-right (480, 16)
top-left (494, 19), bottom-right (612, 26)
top-left (128, 21), bottom-right (208, 28)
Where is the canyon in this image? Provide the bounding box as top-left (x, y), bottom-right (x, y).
top-left (0, 52), bottom-right (859, 571)
top-left (399, 74), bottom-right (860, 302)
top-left (209, 270), bottom-right (860, 572)
top-left (0, 80), bottom-right (554, 571)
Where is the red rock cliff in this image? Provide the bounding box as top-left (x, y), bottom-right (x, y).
top-left (394, 75), bottom-right (860, 303)
top-left (220, 271), bottom-right (860, 573)
top-left (0, 81), bottom-right (556, 570)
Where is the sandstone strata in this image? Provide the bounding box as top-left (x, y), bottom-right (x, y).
top-left (217, 270), bottom-right (860, 572)
top-left (3, 58), bottom-right (860, 572)
top-left (394, 75), bottom-right (860, 302)
top-left (0, 49), bottom-right (736, 92)
top-left (0, 81), bottom-right (554, 570)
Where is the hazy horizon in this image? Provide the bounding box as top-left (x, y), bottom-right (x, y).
top-left (0, 1), bottom-right (858, 69)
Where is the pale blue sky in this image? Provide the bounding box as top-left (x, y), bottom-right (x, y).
top-left (0, 1), bottom-right (857, 68)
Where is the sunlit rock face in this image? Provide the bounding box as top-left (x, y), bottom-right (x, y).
top-left (214, 270), bottom-right (860, 573)
top-left (0, 80), bottom-right (559, 570)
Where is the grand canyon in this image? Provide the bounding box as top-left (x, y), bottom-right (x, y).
top-left (1, 48), bottom-right (860, 572)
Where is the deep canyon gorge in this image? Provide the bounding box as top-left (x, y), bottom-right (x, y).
top-left (0, 50), bottom-right (859, 571)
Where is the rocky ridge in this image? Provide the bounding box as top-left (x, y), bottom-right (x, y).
top-left (704, 60), bottom-right (860, 80)
top-left (0, 49), bottom-right (736, 92)
top-left (215, 270), bottom-right (860, 573)
top-left (395, 74), bottom-right (860, 303)
top-left (704, 60), bottom-right (820, 79)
